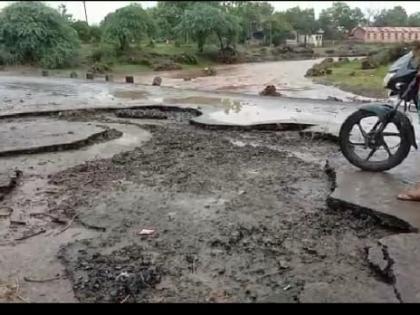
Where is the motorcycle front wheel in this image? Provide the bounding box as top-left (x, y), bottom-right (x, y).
top-left (339, 109), bottom-right (412, 172)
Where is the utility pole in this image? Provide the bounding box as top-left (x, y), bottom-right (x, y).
top-left (83, 1), bottom-right (88, 25)
top-left (269, 21), bottom-right (272, 47)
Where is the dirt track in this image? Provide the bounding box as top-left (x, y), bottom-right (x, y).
top-left (42, 122), bottom-right (396, 303)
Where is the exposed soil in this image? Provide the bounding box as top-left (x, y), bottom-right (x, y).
top-left (114, 108), bottom-right (199, 123)
top-left (41, 122), bottom-right (396, 303)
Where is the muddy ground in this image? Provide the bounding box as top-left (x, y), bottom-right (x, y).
top-left (12, 114), bottom-right (394, 303)
top-left (0, 57), bottom-right (406, 302)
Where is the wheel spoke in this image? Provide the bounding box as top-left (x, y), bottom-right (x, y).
top-left (382, 140), bottom-right (393, 157)
top-left (365, 148), bottom-right (377, 161)
top-left (357, 123), bottom-right (367, 138)
top-left (368, 120), bottom-right (381, 134)
top-left (349, 142), bottom-right (366, 146)
top-left (382, 132), bottom-right (401, 137)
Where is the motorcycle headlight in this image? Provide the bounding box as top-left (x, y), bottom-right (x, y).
top-left (383, 72), bottom-right (396, 87)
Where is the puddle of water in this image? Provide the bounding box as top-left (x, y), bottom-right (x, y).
top-left (164, 96), bottom-right (251, 114)
top-left (206, 104), bottom-right (327, 125)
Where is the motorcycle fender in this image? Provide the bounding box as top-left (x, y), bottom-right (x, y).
top-left (359, 103), bottom-right (394, 121)
top-left (360, 103), bottom-right (417, 149)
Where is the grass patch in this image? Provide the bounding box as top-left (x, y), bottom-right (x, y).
top-left (314, 60), bottom-right (389, 98)
top-left (314, 42), bottom-right (395, 58)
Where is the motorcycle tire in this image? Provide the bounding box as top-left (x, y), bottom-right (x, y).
top-left (339, 109), bottom-right (412, 172)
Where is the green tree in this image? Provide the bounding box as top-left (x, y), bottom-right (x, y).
top-left (88, 25), bottom-right (102, 43)
top-left (285, 7), bottom-right (317, 34)
top-left (176, 3), bottom-right (240, 52)
top-left (227, 1), bottom-right (274, 44)
top-left (0, 1), bottom-right (80, 69)
top-left (262, 12), bottom-right (293, 46)
top-left (319, 2), bottom-right (366, 39)
top-left (101, 4), bottom-right (154, 51)
top-left (58, 4), bottom-right (73, 22)
top-left (150, 1), bottom-right (224, 42)
top-left (374, 6), bottom-right (408, 26)
top-left (71, 20), bottom-right (91, 42)
top-left (408, 12), bottom-right (420, 27)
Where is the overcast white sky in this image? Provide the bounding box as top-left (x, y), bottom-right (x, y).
top-left (0, 1), bottom-right (419, 25)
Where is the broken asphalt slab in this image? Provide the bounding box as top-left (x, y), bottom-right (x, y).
top-left (368, 233), bottom-right (420, 303)
top-left (328, 150), bottom-right (420, 231)
top-left (0, 170), bottom-right (21, 201)
top-left (0, 118), bottom-right (121, 157)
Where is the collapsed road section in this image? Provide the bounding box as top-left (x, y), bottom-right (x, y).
top-left (0, 96), bottom-right (420, 303)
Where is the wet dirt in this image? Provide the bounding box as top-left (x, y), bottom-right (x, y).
top-left (0, 58), bottom-right (407, 303)
top-left (45, 123), bottom-right (397, 303)
top-left (115, 108), bottom-right (199, 123)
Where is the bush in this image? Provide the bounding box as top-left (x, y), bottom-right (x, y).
top-left (338, 57), bottom-right (350, 63)
top-left (153, 61), bottom-right (182, 71)
top-left (71, 21), bottom-right (91, 42)
top-left (173, 53), bottom-right (198, 65)
top-left (40, 47), bottom-right (80, 69)
top-left (260, 47), bottom-right (268, 54)
top-left (89, 26), bottom-right (102, 43)
top-left (0, 46), bottom-right (16, 65)
top-left (271, 46), bottom-right (289, 56)
top-left (0, 2), bottom-right (80, 69)
top-left (361, 58), bottom-right (377, 70)
top-left (90, 62), bottom-right (112, 74)
top-left (89, 44), bottom-right (116, 63)
top-left (139, 59), bottom-right (152, 66)
top-left (366, 44), bottom-right (410, 69)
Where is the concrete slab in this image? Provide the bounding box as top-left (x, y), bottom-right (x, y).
top-left (299, 281), bottom-right (398, 303)
top-left (0, 118), bottom-right (107, 156)
top-left (368, 233), bottom-right (420, 303)
top-left (0, 170), bottom-right (21, 194)
top-left (328, 150), bottom-right (420, 231)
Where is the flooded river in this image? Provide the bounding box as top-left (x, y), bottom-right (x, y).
top-left (126, 58), bottom-right (370, 101)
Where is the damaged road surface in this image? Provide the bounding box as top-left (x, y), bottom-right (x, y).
top-left (0, 108), bottom-right (415, 303)
top-left (38, 120), bottom-right (398, 303)
top-left (1, 70), bottom-right (419, 302)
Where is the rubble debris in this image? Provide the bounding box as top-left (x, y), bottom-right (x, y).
top-left (138, 229), bottom-right (155, 236)
top-left (0, 207), bottom-right (13, 218)
top-left (259, 85), bottom-right (282, 97)
top-left (152, 76), bottom-right (162, 86)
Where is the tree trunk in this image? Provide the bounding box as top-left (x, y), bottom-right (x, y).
top-left (216, 32), bottom-right (224, 51)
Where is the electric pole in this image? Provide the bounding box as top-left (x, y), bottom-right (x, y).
top-left (83, 1), bottom-right (88, 25)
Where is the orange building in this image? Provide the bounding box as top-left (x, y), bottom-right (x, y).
top-left (350, 26), bottom-right (420, 43)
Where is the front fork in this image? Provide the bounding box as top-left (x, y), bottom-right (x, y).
top-left (360, 103), bottom-right (418, 149)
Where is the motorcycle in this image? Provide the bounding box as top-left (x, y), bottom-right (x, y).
top-left (339, 51), bottom-right (420, 172)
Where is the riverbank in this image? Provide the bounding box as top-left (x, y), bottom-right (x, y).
top-left (3, 41), bottom-right (389, 79)
top-left (313, 60), bottom-right (388, 99)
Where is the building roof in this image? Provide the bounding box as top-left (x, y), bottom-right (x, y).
top-left (352, 26), bottom-right (420, 34)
